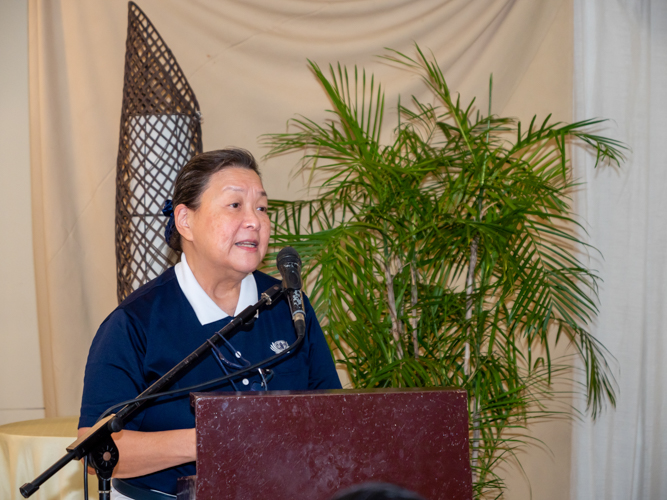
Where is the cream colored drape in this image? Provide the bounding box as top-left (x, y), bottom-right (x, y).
top-left (29, 0), bottom-right (567, 415)
top-left (28, 0), bottom-right (572, 496)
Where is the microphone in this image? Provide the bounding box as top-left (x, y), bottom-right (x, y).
top-left (277, 247), bottom-right (306, 338)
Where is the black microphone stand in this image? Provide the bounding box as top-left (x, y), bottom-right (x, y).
top-left (20, 283), bottom-right (285, 500)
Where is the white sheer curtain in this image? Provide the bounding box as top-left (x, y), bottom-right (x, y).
top-left (572, 1), bottom-right (667, 499)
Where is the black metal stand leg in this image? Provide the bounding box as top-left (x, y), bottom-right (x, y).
top-left (88, 436), bottom-right (119, 500)
top-left (98, 478), bottom-right (111, 500)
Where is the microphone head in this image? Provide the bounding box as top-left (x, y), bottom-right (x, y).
top-left (277, 246), bottom-right (302, 290)
top-left (277, 246), bottom-right (301, 266)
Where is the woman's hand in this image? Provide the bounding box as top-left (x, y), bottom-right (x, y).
top-left (77, 427), bottom-right (196, 477)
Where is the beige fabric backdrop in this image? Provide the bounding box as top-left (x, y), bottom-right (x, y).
top-left (29, 0), bottom-right (567, 416)
top-left (28, 1), bottom-right (573, 496)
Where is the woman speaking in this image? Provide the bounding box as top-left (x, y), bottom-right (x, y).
top-left (78, 149), bottom-right (341, 499)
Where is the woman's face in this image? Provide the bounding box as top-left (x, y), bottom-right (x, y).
top-left (180, 167), bottom-right (270, 280)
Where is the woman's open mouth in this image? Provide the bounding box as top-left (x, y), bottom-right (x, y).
top-left (235, 240), bottom-right (258, 249)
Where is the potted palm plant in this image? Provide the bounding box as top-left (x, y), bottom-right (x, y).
top-left (262, 46), bottom-right (624, 498)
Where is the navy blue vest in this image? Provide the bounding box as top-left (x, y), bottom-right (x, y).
top-left (80, 268), bottom-right (341, 493)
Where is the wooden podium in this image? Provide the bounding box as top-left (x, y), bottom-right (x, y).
top-left (181, 388), bottom-right (472, 500)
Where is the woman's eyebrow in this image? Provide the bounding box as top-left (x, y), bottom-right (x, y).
top-left (221, 186), bottom-right (268, 197)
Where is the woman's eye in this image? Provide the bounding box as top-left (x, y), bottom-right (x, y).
top-left (229, 202), bottom-right (240, 208)
top-left (257, 206), bottom-right (267, 212)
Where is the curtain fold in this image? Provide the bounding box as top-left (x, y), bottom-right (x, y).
top-left (572, 1), bottom-right (667, 499)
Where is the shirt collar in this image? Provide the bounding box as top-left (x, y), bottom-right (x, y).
top-left (174, 253), bottom-right (258, 326)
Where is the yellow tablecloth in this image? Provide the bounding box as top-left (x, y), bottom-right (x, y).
top-left (0, 417), bottom-right (97, 500)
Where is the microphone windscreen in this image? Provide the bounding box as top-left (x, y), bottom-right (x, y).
top-left (277, 246), bottom-right (300, 266)
top-left (277, 247), bottom-right (302, 290)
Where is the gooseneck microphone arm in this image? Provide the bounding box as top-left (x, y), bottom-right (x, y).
top-left (20, 282), bottom-right (290, 499)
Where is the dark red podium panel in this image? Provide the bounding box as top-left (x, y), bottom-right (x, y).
top-left (191, 388), bottom-right (471, 500)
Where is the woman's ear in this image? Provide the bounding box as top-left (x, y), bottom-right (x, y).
top-left (174, 204), bottom-right (194, 243)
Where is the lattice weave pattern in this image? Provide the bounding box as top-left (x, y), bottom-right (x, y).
top-left (115, 2), bottom-right (202, 303)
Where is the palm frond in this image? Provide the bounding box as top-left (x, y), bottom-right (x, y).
top-left (261, 44), bottom-right (624, 499)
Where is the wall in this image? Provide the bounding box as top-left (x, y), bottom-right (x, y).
top-left (0, 0), bottom-right (44, 425)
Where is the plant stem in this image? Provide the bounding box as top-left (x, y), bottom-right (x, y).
top-left (464, 234), bottom-right (479, 377)
top-left (410, 261), bottom-right (419, 360)
top-left (471, 399), bottom-right (481, 483)
top-left (383, 257), bottom-right (404, 360)
top-left (468, 81), bottom-right (491, 485)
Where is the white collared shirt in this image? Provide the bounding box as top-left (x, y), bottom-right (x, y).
top-left (174, 253), bottom-right (258, 326)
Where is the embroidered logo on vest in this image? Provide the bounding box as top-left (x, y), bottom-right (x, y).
top-left (270, 340), bottom-right (290, 353)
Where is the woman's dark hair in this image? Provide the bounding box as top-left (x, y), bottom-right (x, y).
top-left (167, 148), bottom-right (260, 251)
top-left (329, 483), bottom-right (426, 500)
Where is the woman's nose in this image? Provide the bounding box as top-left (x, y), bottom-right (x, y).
top-left (244, 207), bottom-right (260, 229)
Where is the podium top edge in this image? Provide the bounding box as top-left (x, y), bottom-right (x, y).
top-left (190, 387), bottom-right (467, 404)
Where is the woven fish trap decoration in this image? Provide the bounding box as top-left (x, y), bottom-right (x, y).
top-left (115, 1), bottom-right (203, 303)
